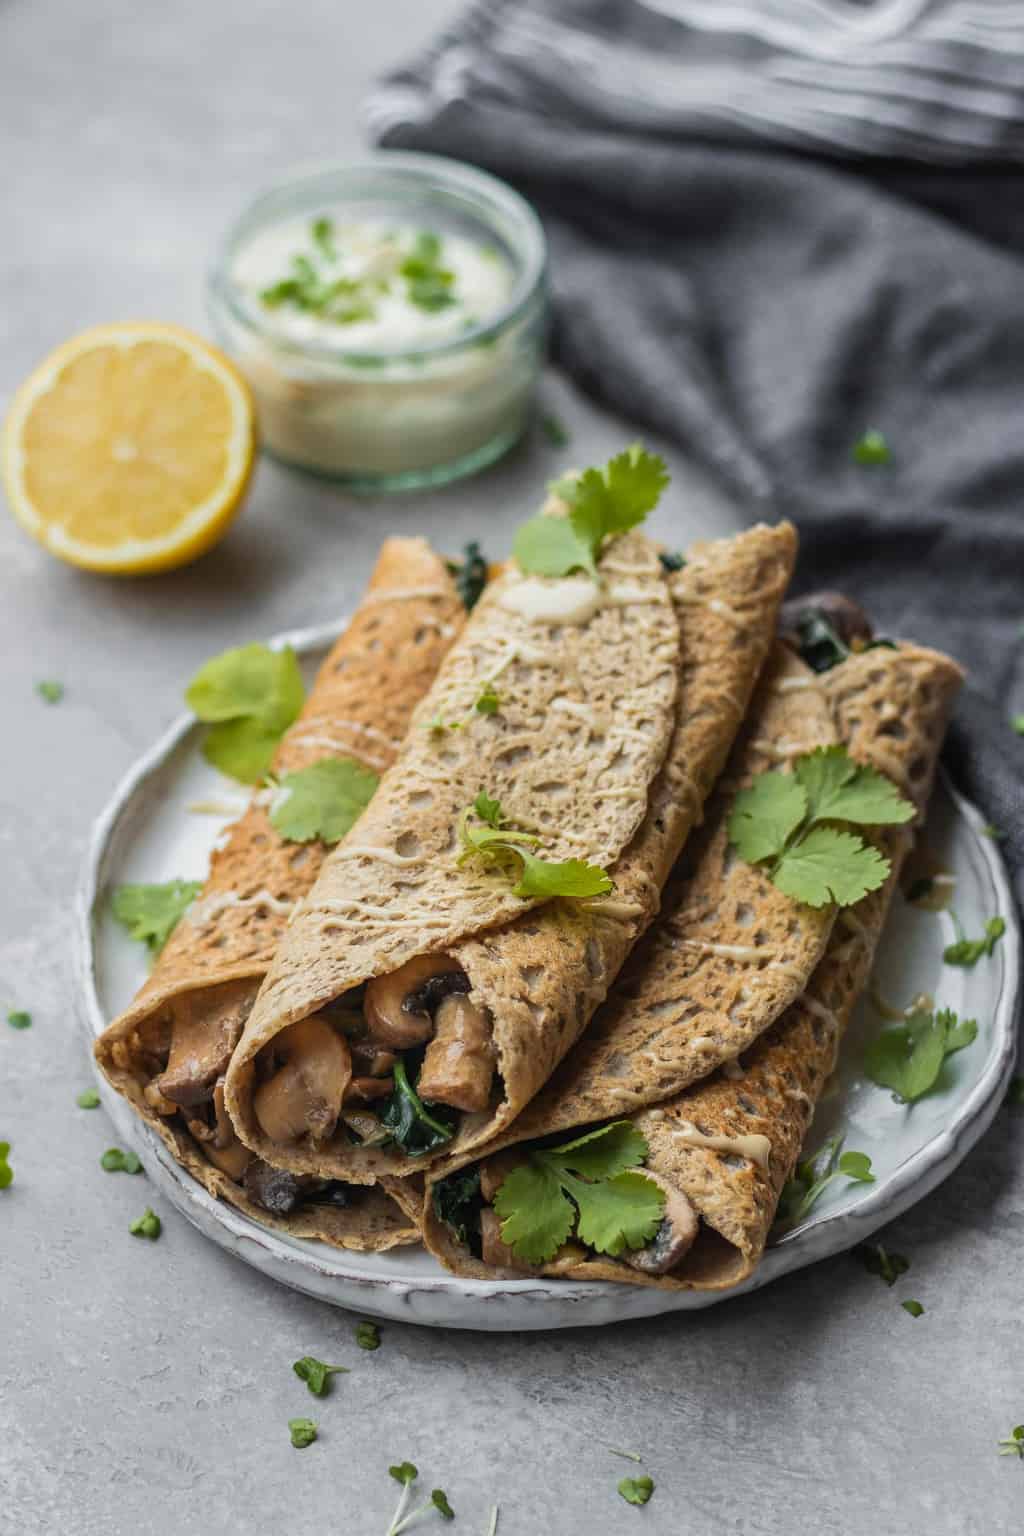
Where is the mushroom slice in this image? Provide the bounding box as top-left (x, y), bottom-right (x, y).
top-left (344, 1075), bottom-right (395, 1104)
top-left (242, 1161), bottom-right (316, 1215)
top-left (416, 993), bottom-right (495, 1113)
top-left (253, 1014), bottom-right (352, 1144)
top-left (200, 1077), bottom-right (252, 1181)
top-left (153, 981), bottom-right (254, 1108)
top-left (350, 1042), bottom-right (397, 1078)
top-left (363, 954), bottom-right (468, 1049)
top-left (622, 1171), bottom-right (699, 1275)
top-left (780, 590), bottom-right (873, 652)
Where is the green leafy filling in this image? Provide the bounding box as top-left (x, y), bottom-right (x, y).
top-left (864, 1005), bottom-right (977, 1104)
top-left (379, 1057), bottom-right (455, 1157)
top-left (513, 445), bottom-right (669, 578)
top-left (111, 880), bottom-right (202, 954)
top-left (432, 1168), bottom-right (484, 1252)
top-left (269, 758), bottom-right (379, 845)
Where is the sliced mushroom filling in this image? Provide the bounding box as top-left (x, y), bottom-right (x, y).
top-left (241, 1160), bottom-right (358, 1217)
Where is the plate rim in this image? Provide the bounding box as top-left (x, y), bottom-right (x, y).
top-left (74, 619), bottom-right (1020, 1328)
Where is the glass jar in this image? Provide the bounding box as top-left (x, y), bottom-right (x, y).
top-left (207, 154), bottom-right (548, 491)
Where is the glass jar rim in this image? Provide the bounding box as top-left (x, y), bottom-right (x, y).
top-left (208, 151), bottom-right (548, 366)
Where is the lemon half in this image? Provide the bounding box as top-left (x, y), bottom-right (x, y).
top-left (2, 322), bottom-right (256, 574)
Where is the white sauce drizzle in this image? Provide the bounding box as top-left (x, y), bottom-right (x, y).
top-left (662, 1116), bottom-right (772, 1171)
top-left (499, 575), bottom-right (602, 625)
top-left (583, 898), bottom-right (647, 922)
top-left (186, 796), bottom-right (249, 818)
top-left (776, 675), bottom-right (823, 693)
top-left (750, 738), bottom-right (817, 761)
top-left (801, 994), bottom-right (841, 1033)
top-left (286, 734), bottom-right (386, 770)
top-left (605, 581), bottom-right (665, 607)
top-left (679, 940), bottom-right (774, 963)
top-left (188, 889), bottom-right (295, 928)
top-left (328, 845), bottom-right (423, 867)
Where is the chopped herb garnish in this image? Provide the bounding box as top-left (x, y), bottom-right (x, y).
top-left (380, 1058), bottom-right (455, 1156)
top-left (493, 1121), bottom-right (664, 1266)
top-left (77, 1088), bottom-right (101, 1109)
top-left (0, 1141), bottom-right (12, 1190)
top-left (292, 1356), bottom-right (350, 1396)
top-left (390, 1462), bottom-right (419, 1485)
top-left (111, 880), bottom-right (202, 955)
top-left (864, 1005), bottom-right (977, 1104)
top-left (901, 1298), bottom-right (924, 1318)
top-left (451, 540), bottom-right (488, 611)
top-left (1012, 715), bottom-right (1024, 736)
top-left (355, 1321), bottom-right (380, 1351)
top-left (982, 824), bottom-right (1005, 841)
top-left (857, 1242), bottom-right (910, 1287)
top-left (618, 1475), bottom-right (655, 1506)
top-left (943, 914), bottom-right (1005, 968)
top-left (514, 445), bottom-right (669, 578)
top-left (1006, 1077), bottom-right (1024, 1107)
top-left (129, 1207), bottom-right (161, 1240)
top-left (401, 232), bottom-right (456, 312)
top-left (776, 1134), bottom-right (874, 1227)
top-left (36, 680), bottom-right (64, 704)
top-left (430, 1490), bottom-right (455, 1521)
top-left (540, 411), bottom-right (570, 448)
top-left (658, 550), bottom-right (686, 572)
top-left (727, 745), bottom-right (913, 908)
top-left (423, 712), bottom-right (462, 734)
top-left (288, 1417), bottom-right (318, 1449)
top-left (852, 429), bottom-right (891, 465)
top-left (458, 794), bottom-right (612, 899)
top-left (998, 1426), bottom-right (1024, 1458)
top-left (475, 682), bottom-right (501, 716)
top-left (101, 1147), bottom-right (143, 1174)
top-left (186, 642), bottom-right (305, 784)
top-left (269, 758), bottom-right (379, 845)
top-left (311, 217), bottom-right (336, 262)
top-left (606, 1447), bottom-right (644, 1464)
top-left (7, 1009), bottom-right (31, 1030)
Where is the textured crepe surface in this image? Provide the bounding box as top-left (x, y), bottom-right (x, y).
top-left (94, 536), bottom-right (460, 1249)
top-left (425, 642), bottom-right (963, 1287)
top-left (229, 522), bottom-right (797, 1182)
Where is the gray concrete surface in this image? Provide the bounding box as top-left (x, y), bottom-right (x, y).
top-left (1, 3), bottom-right (1021, 1533)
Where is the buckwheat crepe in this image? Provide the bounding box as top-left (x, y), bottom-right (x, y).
top-left (225, 521), bottom-right (797, 1182)
top-left (423, 638), bottom-right (963, 1284)
top-left (94, 536), bottom-right (462, 1250)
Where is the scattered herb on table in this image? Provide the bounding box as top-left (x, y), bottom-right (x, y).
top-left (998, 1426), bottom-right (1024, 1459)
top-left (36, 680), bottom-right (64, 704)
top-left (776, 1134), bottom-right (874, 1227)
top-left (77, 1088), bottom-right (100, 1109)
top-left (1006, 1077), bottom-right (1024, 1107)
top-left (451, 540), bottom-right (488, 611)
top-left (430, 1490), bottom-right (455, 1521)
top-left (727, 745), bottom-right (914, 908)
top-left (852, 429), bottom-right (891, 465)
top-left (129, 1207), bottom-right (161, 1240)
top-left (539, 411), bottom-right (570, 448)
top-left (269, 758), bottom-right (379, 845)
top-left (7, 1009), bottom-right (31, 1030)
top-left (0, 1141), bottom-right (12, 1189)
top-left (380, 1057), bottom-right (455, 1156)
top-left (289, 1417), bottom-right (318, 1449)
top-left (459, 792), bottom-right (612, 899)
top-left (857, 1242), bottom-right (910, 1287)
top-left (901, 1299), bottom-right (925, 1318)
top-left (185, 642), bottom-right (305, 784)
top-left (475, 682), bottom-right (501, 716)
top-left (514, 445), bottom-right (669, 578)
top-left (493, 1121), bottom-right (665, 1265)
top-left (111, 880), bottom-right (203, 954)
top-left (387, 1462), bottom-right (420, 1536)
top-left (618, 1475), bottom-right (655, 1507)
top-left (864, 1005), bottom-right (977, 1104)
top-left (311, 217), bottom-right (336, 262)
top-left (355, 1321), bottom-right (380, 1351)
top-left (292, 1356), bottom-right (350, 1396)
top-left (658, 550), bottom-right (686, 572)
top-left (943, 914), bottom-right (1005, 968)
top-left (385, 1461), bottom-right (454, 1534)
top-left (1012, 715), bottom-right (1024, 736)
top-left (101, 1147), bottom-right (143, 1174)
top-left (606, 1446), bottom-right (644, 1463)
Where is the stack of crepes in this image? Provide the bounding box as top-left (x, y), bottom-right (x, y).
top-left (96, 451), bottom-right (963, 1288)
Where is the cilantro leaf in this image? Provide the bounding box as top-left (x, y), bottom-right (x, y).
top-left (458, 798), bottom-right (612, 899)
top-left (201, 716), bottom-right (288, 784)
top-left (857, 1242), bottom-right (910, 1287)
top-left (618, 1476), bottom-right (654, 1506)
top-left (943, 915), bottom-right (1005, 968)
top-left (355, 1321), bottom-right (380, 1351)
top-left (776, 1134), bottom-right (874, 1226)
top-left (7, 1009), bottom-right (31, 1030)
top-left (292, 1356), bottom-right (349, 1396)
top-left (853, 429), bottom-right (891, 465)
top-left (431, 1490), bottom-right (455, 1520)
top-left (77, 1088), bottom-right (101, 1109)
top-left (101, 1147), bottom-right (143, 1174)
top-left (129, 1207), bottom-right (161, 1240)
top-left (514, 445), bottom-right (669, 577)
top-left (475, 682), bottom-right (501, 716)
top-left (998, 1426), bottom-right (1024, 1458)
top-left (390, 1462), bottom-right (419, 1486)
top-left (510, 850), bottom-right (613, 899)
top-left (794, 747), bottom-right (916, 827)
top-left (864, 1006), bottom-right (977, 1104)
top-left (187, 643), bottom-right (305, 783)
top-left (288, 1417), bottom-right (318, 1449)
top-left (513, 516), bottom-right (593, 578)
top-left (269, 758), bottom-right (379, 845)
top-left (111, 880), bottom-right (202, 954)
top-left (727, 772), bottom-right (807, 863)
top-left (773, 826), bottom-right (889, 908)
top-left (473, 790), bottom-right (504, 827)
top-left (36, 680), bottom-right (64, 704)
top-left (0, 1141), bottom-right (12, 1190)
top-left (901, 1299), bottom-right (924, 1317)
top-left (452, 541), bottom-right (488, 611)
top-left (493, 1121), bottom-right (665, 1264)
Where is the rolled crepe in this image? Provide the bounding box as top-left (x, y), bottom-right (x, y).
top-left (423, 639), bottom-right (963, 1283)
top-left (94, 537), bottom-right (463, 1251)
top-left (225, 521), bottom-right (798, 1181)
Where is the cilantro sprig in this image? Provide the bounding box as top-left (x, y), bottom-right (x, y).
top-left (943, 914), bottom-right (1005, 968)
top-left (864, 1005), bottom-right (977, 1104)
top-left (513, 445), bottom-right (669, 578)
top-left (292, 1356), bottom-right (349, 1396)
top-left (999, 1426), bottom-right (1024, 1459)
top-left (776, 1134), bottom-right (874, 1228)
top-left (492, 1122), bottom-right (665, 1266)
top-left (857, 1242), bottom-right (910, 1287)
top-left (458, 792), bottom-right (612, 900)
top-left (111, 880), bottom-right (202, 955)
top-left (269, 758), bottom-right (379, 845)
top-left (727, 745), bottom-right (914, 908)
top-left (186, 643), bottom-right (305, 784)
top-left (385, 1461), bottom-right (454, 1534)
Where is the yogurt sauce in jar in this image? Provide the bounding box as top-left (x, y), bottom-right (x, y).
top-left (209, 159), bottom-right (547, 489)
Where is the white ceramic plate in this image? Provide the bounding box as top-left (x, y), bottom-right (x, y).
top-left (76, 622), bottom-right (1019, 1330)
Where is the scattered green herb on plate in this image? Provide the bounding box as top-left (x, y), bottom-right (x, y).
top-left (864, 1005), bottom-right (977, 1104)
top-left (943, 914), bottom-right (1005, 968)
top-left (129, 1207), bottom-right (161, 1240)
top-left (618, 1475), bottom-right (655, 1507)
top-left (111, 880), bottom-right (202, 955)
top-left (852, 429), bottom-right (890, 465)
top-left (998, 1426), bottom-right (1024, 1459)
top-left (727, 745), bottom-right (914, 908)
top-left (493, 1121), bottom-right (665, 1265)
top-left (355, 1321), bottom-right (380, 1351)
top-left (459, 792), bottom-right (612, 899)
top-left (514, 444), bottom-right (669, 578)
top-left (7, 1009), bottom-right (31, 1030)
top-left (289, 1417), bottom-right (318, 1449)
top-left (292, 1356), bottom-right (350, 1396)
top-left (0, 1142), bottom-right (12, 1190)
top-left (269, 758), bottom-right (379, 845)
top-left (36, 680), bottom-right (64, 704)
top-left (77, 1088), bottom-right (101, 1109)
top-left (857, 1242), bottom-right (910, 1287)
top-left (776, 1134), bottom-right (874, 1227)
top-left (901, 1299), bottom-right (924, 1318)
top-left (102, 1147), bottom-right (143, 1174)
top-left (186, 642), bottom-right (305, 784)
